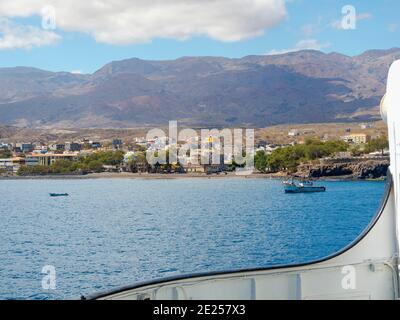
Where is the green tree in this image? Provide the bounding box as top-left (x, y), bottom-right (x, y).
top-left (254, 150), bottom-right (268, 172)
top-left (350, 145), bottom-right (363, 157)
top-left (0, 149), bottom-right (12, 158)
top-left (365, 136), bottom-right (389, 155)
top-left (266, 139), bottom-right (350, 173)
top-left (50, 159), bottom-right (77, 173)
top-left (17, 165), bottom-right (51, 176)
top-left (87, 160), bottom-right (103, 172)
top-left (126, 151), bottom-right (149, 172)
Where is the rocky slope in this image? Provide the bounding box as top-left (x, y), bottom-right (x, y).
top-left (296, 159), bottom-right (389, 179)
top-left (0, 48), bottom-right (399, 128)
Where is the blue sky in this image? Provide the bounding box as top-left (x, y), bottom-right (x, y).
top-left (0, 0), bottom-right (398, 73)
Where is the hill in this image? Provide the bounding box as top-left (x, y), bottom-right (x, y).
top-left (0, 48), bottom-right (398, 128)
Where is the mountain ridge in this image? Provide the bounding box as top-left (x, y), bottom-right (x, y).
top-left (0, 48), bottom-right (399, 129)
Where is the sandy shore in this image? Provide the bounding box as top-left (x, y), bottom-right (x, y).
top-left (0, 172), bottom-right (384, 181)
top-left (0, 172), bottom-right (286, 180)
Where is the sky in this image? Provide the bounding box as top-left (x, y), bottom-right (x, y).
top-left (0, 0), bottom-right (398, 73)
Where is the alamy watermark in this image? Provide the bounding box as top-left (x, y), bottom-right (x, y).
top-left (145, 121), bottom-right (254, 174)
top-left (341, 265), bottom-right (356, 290)
top-left (341, 5), bottom-right (357, 30)
top-left (41, 265), bottom-right (56, 290)
top-left (41, 5), bottom-right (57, 30)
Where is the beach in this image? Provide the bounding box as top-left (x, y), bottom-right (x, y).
top-left (0, 172), bottom-right (284, 180)
top-left (0, 171), bottom-right (386, 181)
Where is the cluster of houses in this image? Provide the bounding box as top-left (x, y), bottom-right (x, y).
top-left (143, 135), bottom-right (256, 174)
top-left (288, 129), bottom-right (371, 145)
top-left (288, 123), bottom-right (374, 145)
top-left (340, 133), bottom-right (371, 144)
top-left (0, 123), bottom-right (384, 176)
top-left (0, 135), bottom-right (263, 175)
top-left (0, 139), bottom-right (113, 174)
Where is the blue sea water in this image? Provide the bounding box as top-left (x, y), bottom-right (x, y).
top-left (0, 178), bottom-right (385, 299)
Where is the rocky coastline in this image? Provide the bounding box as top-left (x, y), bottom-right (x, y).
top-left (296, 158), bottom-right (389, 180)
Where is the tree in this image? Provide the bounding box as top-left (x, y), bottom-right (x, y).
top-left (266, 139), bottom-right (351, 173)
top-left (254, 150), bottom-right (268, 172)
top-left (17, 150), bottom-right (127, 176)
top-left (50, 159), bottom-right (77, 173)
top-left (17, 165), bottom-right (51, 176)
top-left (87, 160), bottom-right (103, 172)
top-left (323, 140), bottom-right (348, 154)
top-left (0, 150), bottom-right (12, 158)
top-left (126, 151), bottom-right (149, 172)
top-left (366, 136), bottom-right (389, 155)
top-left (350, 145), bottom-right (363, 157)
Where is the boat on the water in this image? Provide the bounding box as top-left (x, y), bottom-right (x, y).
top-left (49, 193), bottom-right (69, 197)
top-left (283, 179), bottom-right (326, 193)
top-left (83, 59), bottom-right (400, 301)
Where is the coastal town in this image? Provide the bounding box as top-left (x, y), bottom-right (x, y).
top-left (0, 122), bottom-right (390, 179)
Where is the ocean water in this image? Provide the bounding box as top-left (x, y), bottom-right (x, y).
top-left (0, 178), bottom-right (385, 300)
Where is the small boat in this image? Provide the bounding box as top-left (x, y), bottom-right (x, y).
top-left (283, 179), bottom-right (326, 193)
top-left (49, 193), bottom-right (69, 197)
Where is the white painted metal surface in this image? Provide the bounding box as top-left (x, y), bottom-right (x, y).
top-left (87, 60), bottom-right (400, 300)
top-left (386, 60), bottom-right (400, 256)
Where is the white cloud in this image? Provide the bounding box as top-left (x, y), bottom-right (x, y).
top-left (0, 0), bottom-right (287, 45)
top-left (0, 18), bottom-right (60, 50)
top-left (267, 39), bottom-right (331, 55)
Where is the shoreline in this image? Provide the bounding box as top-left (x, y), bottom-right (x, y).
top-left (0, 172), bottom-right (387, 181)
top-left (0, 172), bottom-right (278, 180)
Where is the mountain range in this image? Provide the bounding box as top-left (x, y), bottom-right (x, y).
top-left (0, 48), bottom-right (399, 129)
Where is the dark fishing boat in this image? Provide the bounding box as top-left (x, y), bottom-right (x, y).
top-left (49, 193), bottom-right (69, 197)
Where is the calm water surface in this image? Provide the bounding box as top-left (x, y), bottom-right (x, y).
top-left (0, 178), bottom-right (385, 299)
